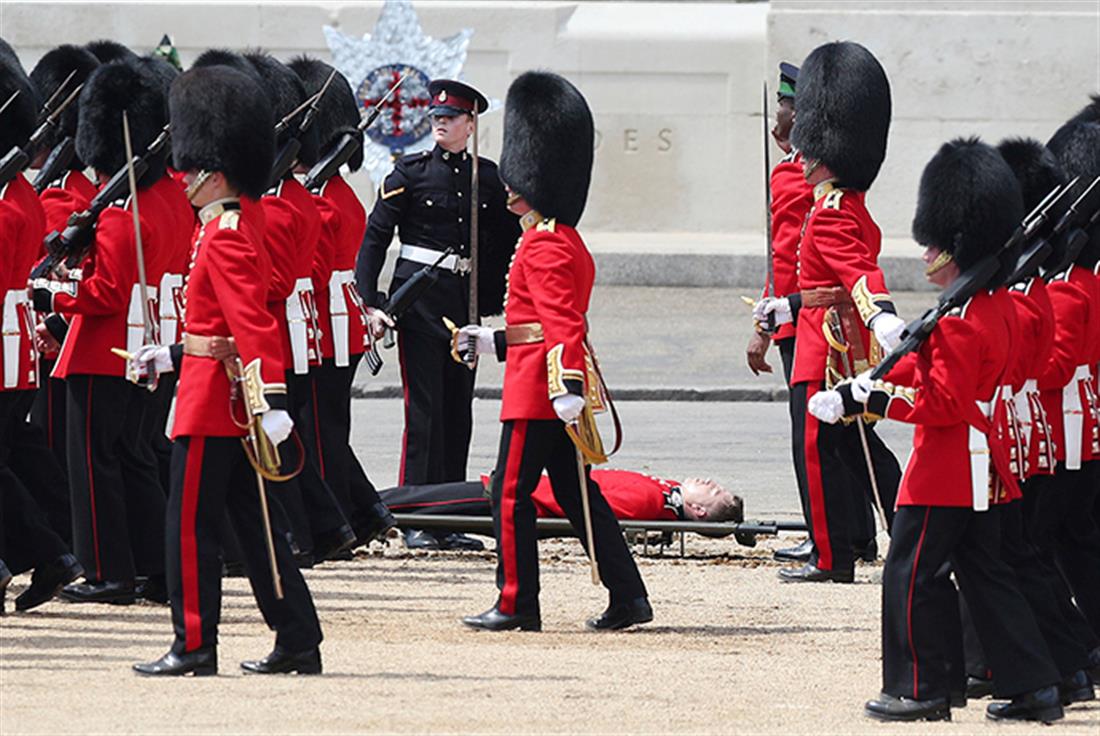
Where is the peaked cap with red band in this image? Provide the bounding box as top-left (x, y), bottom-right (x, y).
top-left (428, 78), bottom-right (488, 116)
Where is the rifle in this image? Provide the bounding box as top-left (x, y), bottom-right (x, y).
top-left (266, 70), bottom-right (336, 190)
top-left (1002, 180), bottom-right (1078, 285)
top-left (31, 123), bottom-right (171, 279)
top-left (363, 248), bottom-right (454, 375)
top-left (32, 137), bottom-right (76, 193)
top-left (0, 82), bottom-right (83, 189)
top-left (1041, 175), bottom-right (1100, 280)
top-left (302, 71), bottom-right (409, 192)
top-left (870, 181), bottom-right (1076, 381)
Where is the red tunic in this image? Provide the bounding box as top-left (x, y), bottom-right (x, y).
top-left (309, 178), bottom-right (341, 361)
top-left (766, 151), bottom-right (813, 341)
top-left (151, 176), bottom-right (195, 347)
top-left (52, 182), bottom-right (170, 378)
top-left (261, 179), bottom-right (322, 373)
top-left (313, 175), bottom-right (368, 363)
top-left (877, 290), bottom-right (1019, 507)
top-left (39, 170), bottom-right (97, 235)
top-left (792, 184), bottom-right (893, 385)
top-left (1, 175), bottom-right (46, 391)
top-left (1037, 267), bottom-right (1095, 464)
top-left (1008, 278), bottom-right (1057, 477)
top-left (479, 469), bottom-right (680, 520)
top-left (500, 220), bottom-right (592, 421)
top-left (172, 198), bottom-right (283, 438)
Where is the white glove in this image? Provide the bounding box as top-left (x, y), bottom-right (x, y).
top-left (752, 297), bottom-right (792, 326)
top-left (457, 324), bottom-right (496, 355)
top-left (870, 312), bottom-right (906, 353)
top-left (851, 370), bottom-right (874, 403)
top-left (129, 344), bottom-right (173, 381)
top-left (553, 394), bottom-right (586, 423)
top-left (808, 390), bottom-right (845, 424)
top-left (365, 307), bottom-right (395, 339)
top-left (261, 409), bottom-right (294, 446)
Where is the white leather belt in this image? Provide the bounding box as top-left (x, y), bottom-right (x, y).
top-left (126, 284), bottom-right (159, 355)
top-left (329, 269), bottom-right (354, 368)
top-left (399, 244), bottom-right (470, 275)
top-left (159, 272), bottom-right (184, 346)
top-left (1063, 364), bottom-right (1090, 470)
top-left (3, 289), bottom-right (33, 388)
top-left (970, 385), bottom-right (1008, 512)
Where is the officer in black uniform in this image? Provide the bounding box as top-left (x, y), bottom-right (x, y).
top-left (356, 79), bottom-right (520, 548)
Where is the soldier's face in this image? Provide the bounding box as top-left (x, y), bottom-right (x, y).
top-left (772, 98), bottom-right (794, 152)
top-left (431, 113), bottom-right (474, 152)
top-left (680, 478), bottom-right (740, 522)
top-left (922, 245), bottom-right (960, 288)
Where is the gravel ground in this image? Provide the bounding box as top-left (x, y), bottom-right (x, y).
top-left (2, 535), bottom-right (1097, 734)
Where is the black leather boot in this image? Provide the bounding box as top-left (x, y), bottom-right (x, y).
top-left (462, 605), bottom-right (541, 632)
top-left (1059, 669), bottom-right (1095, 705)
top-left (586, 597), bottom-right (653, 631)
top-left (864, 693), bottom-right (950, 722)
top-left (241, 646), bottom-right (322, 675)
top-left (773, 538), bottom-right (813, 563)
top-left (134, 647), bottom-right (217, 676)
top-left (59, 579), bottom-right (137, 604)
top-left (15, 554), bottom-right (83, 612)
top-left (986, 685), bottom-right (1064, 723)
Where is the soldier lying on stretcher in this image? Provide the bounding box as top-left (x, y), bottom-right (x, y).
top-left (380, 470), bottom-right (746, 550)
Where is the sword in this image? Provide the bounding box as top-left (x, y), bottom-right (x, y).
top-left (39, 69), bottom-right (77, 119)
top-left (762, 82), bottom-right (776, 333)
top-left (121, 111), bottom-right (157, 391)
top-left (463, 104), bottom-right (481, 369)
top-left (574, 444), bottom-right (601, 586)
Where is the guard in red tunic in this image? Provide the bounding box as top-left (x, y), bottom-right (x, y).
top-left (0, 41), bottom-right (83, 614)
top-left (133, 64), bottom-right (322, 677)
top-left (31, 58), bottom-right (173, 605)
top-left (290, 56), bottom-right (397, 551)
top-left (958, 138), bottom-right (1097, 703)
top-left (456, 71), bottom-right (650, 632)
top-left (812, 138), bottom-right (1065, 723)
top-left (754, 42), bottom-right (903, 582)
top-left (1040, 117), bottom-right (1100, 639)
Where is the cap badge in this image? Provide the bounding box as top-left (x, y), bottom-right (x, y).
top-left (439, 90), bottom-right (448, 102)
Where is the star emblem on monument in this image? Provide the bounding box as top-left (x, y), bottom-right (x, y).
top-left (323, 0), bottom-right (472, 184)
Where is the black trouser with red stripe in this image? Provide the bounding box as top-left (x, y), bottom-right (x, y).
top-left (7, 388), bottom-right (71, 544)
top-left (65, 375), bottom-right (164, 583)
top-left (381, 481), bottom-right (489, 516)
top-left (29, 357), bottom-right (67, 472)
top-left (397, 326), bottom-right (475, 486)
top-left (1027, 462), bottom-right (1100, 636)
top-left (299, 354), bottom-right (387, 538)
top-left (490, 419), bottom-right (646, 616)
top-left (277, 371), bottom-right (350, 555)
top-left (882, 504), bottom-right (1059, 701)
top-left (960, 499), bottom-right (1092, 681)
top-left (790, 381), bottom-right (899, 571)
top-left (0, 391), bottom-right (70, 575)
top-left (166, 435), bottom-right (322, 654)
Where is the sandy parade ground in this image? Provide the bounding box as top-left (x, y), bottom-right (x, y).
top-left (2, 532), bottom-right (1099, 735)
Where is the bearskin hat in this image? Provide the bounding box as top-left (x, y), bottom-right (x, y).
top-left (138, 55), bottom-right (179, 96)
top-left (912, 137), bottom-right (1024, 280)
top-left (790, 41), bottom-right (891, 191)
top-left (0, 38), bottom-right (38, 155)
top-left (76, 59), bottom-right (168, 187)
top-left (244, 51), bottom-right (319, 169)
top-left (286, 55), bottom-right (361, 170)
top-left (1047, 120), bottom-right (1100, 269)
top-left (1066, 94), bottom-right (1100, 127)
top-left (29, 45), bottom-right (100, 161)
top-left (85, 40), bottom-right (137, 65)
top-left (499, 71), bottom-right (594, 228)
top-left (169, 65), bottom-right (274, 199)
top-left (997, 138), bottom-right (1067, 212)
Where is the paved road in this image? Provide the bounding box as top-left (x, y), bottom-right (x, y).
top-left (353, 286), bottom-right (937, 398)
top-left (352, 398), bottom-right (914, 520)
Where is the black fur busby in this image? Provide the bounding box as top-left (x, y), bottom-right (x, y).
top-left (245, 51), bottom-right (319, 169)
top-left (85, 40), bottom-right (137, 65)
top-left (1047, 120), bottom-right (1100, 269)
top-left (912, 137), bottom-right (1024, 278)
top-left (499, 71), bottom-right (594, 228)
top-left (1066, 94), bottom-right (1100, 127)
top-left (998, 137), bottom-right (1068, 273)
top-left (790, 41), bottom-right (891, 191)
top-left (76, 60), bottom-right (168, 187)
top-left (0, 37), bottom-right (38, 155)
top-left (29, 45), bottom-right (100, 160)
top-left (997, 138), bottom-right (1066, 212)
top-left (169, 65), bottom-right (274, 199)
top-left (138, 55), bottom-right (179, 96)
top-left (287, 55), bottom-right (361, 170)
